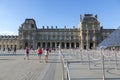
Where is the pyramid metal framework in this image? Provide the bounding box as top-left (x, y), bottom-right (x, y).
top-left (98, 26), bottom-right (120, 48)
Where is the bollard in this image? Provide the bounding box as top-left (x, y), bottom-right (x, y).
top-left (66, 60), bottom-right (71, 80)
top-left (59, 45), bottom-right (65, 80)
top-left (66, 61), bottom-right (69, 80)
top-left (88, 51), bottom-right (91, 70)
top-left (60, 54), bottom-right (65, 80)
top-left (80, 50), bottom-right (83, 63)
top-left (101, 49), bottom-right (105, 80)
top-left (115, 51), bottom-right (118, 70)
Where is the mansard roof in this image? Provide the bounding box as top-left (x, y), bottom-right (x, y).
top-left (25, 18), bottom-right (36, 24)
top-left (19, 18), bottom-right (37, 30)
top-left (81, 14), bottom-right (99, 23)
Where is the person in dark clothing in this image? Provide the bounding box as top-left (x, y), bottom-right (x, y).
top-left (13, 47), bottom-right (16, 54)
top-left (24, 47), bottom-right (29, 60)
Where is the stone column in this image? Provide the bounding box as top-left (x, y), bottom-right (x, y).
top-left (81, 41), bottom-right (83, 49)
top-left (45, 42), bottom-right (47, 48)
top-left (33, 41), bottom-right (36, 49)
top-left (59, 41), bottom-right (62, 48)
top-left (74, 42), bottom-right (76, 48)
top-left (93, 42), bottom-right (96, 49)
top-left (55, 42), bottom-right (57, 48)
top-left (41, 42), bottom-right (43, 48)
top-left (50, 42), bottom-right (52, 48)
top-left (1, 41), bottom-right (3, 49)
top-left (94, 32), bottom-right (96, 49)
top-left (70, 42), bottom-right (71, 49)
top-left (86, 30), bottom-right (89, 49)
top-left (86, 42), bottom-right (89, 49)
top-left (65, 42), bottom-right (66, 49)
top-left (81, 32), bottom-right (84, 49)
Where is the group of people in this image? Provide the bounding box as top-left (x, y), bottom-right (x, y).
top-left (24, 47), bottom-right (49, 63)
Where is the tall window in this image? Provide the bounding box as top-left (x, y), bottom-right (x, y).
top-left (90, 33), bottom-right (93, 41)
top-left (32, 36), bottom-right (34, 40)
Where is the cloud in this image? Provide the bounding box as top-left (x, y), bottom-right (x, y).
top-left (0, 31), bottom-right (18, 35)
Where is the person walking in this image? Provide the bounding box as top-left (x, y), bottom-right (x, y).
top-left (24, 47), bottom-right (29, 60)
top-left (37, 47), bottom-right (42, 63)
top-left (13, 47), bottom-right (16, 54)
top-left (3, 48), bottom-right (5, 52)
top-left (44, 48), bottom-right (49, 63)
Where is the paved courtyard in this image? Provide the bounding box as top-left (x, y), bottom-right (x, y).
top-left (0, 50), bottom-right (62, 80)
top-left (0, 49), bottom-right (120, 80)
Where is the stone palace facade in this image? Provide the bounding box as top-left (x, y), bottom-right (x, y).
top-left (0, 14), bottom-right (115, 50)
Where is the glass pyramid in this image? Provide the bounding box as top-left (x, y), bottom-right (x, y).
top-left (98, 26), bottom-right (120, 48)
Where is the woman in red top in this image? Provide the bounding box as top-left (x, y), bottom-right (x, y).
top-left (37, 47), bottom-right (42, 63)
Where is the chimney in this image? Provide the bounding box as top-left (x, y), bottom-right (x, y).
top-left (73, 26), bottom-right (75, 29)
top-left (64, 26), bottom-right (66, 29)
top-left (51, 26), bottom-right (53, 29)
top-left (47, 26), bottom-right (49, 29)
top-left (56, 26), bottom-right (57, 29)
top-left (80, 15), bottom-right (82, 22)
top-left (42, 26), bottom-right (44, 29)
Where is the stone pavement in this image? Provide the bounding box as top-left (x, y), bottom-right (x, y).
top-left (62, 49), bottom-right (120, 80)
top-left (0, 51), bottom-right (62, 80)
top-left (1, 49), bottom-right (120, 80)
top-left (68, 60), bottom-right (120, 80)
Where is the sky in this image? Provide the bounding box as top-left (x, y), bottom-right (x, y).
top-left (0, 0), bottom-right (120, 35)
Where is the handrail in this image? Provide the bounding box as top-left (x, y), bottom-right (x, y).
top-left (66, 60), bottom-right (71, 80)
top-left (59, 49), bottom-right (71, 80)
